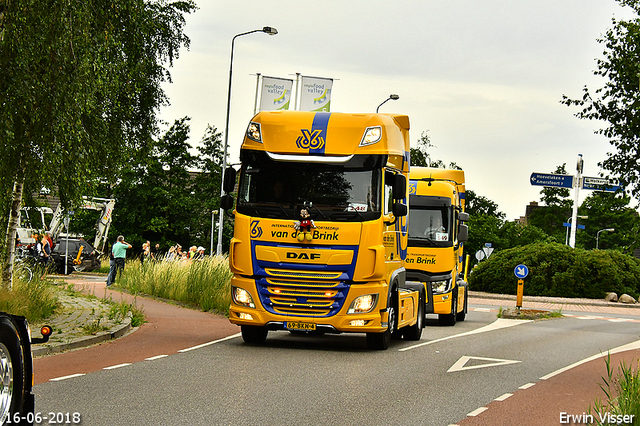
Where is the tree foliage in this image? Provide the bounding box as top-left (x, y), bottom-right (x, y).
top-left (0, 0), bottom-right (196, 286)
top-left (561, 0), bottom-right (640, 197)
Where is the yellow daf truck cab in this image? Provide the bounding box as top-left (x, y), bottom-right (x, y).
top-left (406, 167), bottom-right (469, 326)
top-left (223, 111), bottom-right (425, 350)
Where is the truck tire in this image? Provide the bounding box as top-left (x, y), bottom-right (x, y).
top-left (403, 289), bottom-right (425, 341)
top-left (366, 287), bottom-right (398, 350)
top-left (456, 286), bottom-right (468, 322)
top-left (0, 317), bottom-right (26, 426)
top-left (241, 325), bottom-right (268, 344)
top-left (438, 290), bottom-right (457, 326)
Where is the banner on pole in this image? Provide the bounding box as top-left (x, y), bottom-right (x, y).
top-left (259, 76), bottom-right (293, 111)
top-left (299, 76), bottom-right (333, 112)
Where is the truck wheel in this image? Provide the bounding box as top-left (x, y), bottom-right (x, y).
top-left (366, 304), bottom-right (395, 350)
top-left (403, 290), bottom-right (424, 341)
top-left (438, 291), bottom-right (457, 326)
top-left (0, 318), bottom-right (25, 426)
top-left (456, 287), bottom-right (468, 322)
top-left (241, 325), bottom-right (268, 344)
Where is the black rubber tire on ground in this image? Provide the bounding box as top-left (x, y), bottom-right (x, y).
top-left (403, 289), bottom-right (425, 341)
top-left (456, 286), bottom-right (468, 322)
top-left (241, 325), bottom-right (268, 344)
top-left (366, 289), bottom-right (397, 350)
top-left (438, 290), bottom-right (457, 326)
top-left (0, 317), bottom-right (26, 426)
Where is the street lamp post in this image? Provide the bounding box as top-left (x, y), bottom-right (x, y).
top-left (596, 228), bottom-right (615, 249)
top-left (376, 94), bottom-right (399, 113)
top-left (217, 26), bottom-right (278, 256)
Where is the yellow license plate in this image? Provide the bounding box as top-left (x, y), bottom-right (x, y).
top-left (286, 322), bottom-right (316, 331)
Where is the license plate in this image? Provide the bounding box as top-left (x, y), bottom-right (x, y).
top-left (286, 322), bottom-right (316, 331)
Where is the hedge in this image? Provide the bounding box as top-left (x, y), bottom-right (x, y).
top-left (468, 242), bottom-right (640, 299)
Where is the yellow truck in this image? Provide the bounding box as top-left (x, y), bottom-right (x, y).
top-left (406, 167), bottom-right (469, 326)
top-left (222, 111), bottom-right (425, 349)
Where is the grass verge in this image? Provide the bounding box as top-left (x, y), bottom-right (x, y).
top-left (0, 266), bottom-right (60, 323)
top-left (114, 256), bottom-right (232, 315)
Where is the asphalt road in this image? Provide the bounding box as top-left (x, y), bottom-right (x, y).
top-left (32, 306), bottom-right (640, 426)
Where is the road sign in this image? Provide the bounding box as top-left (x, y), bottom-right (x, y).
top-left (530, 173), bottom-right (574, 189)
top-left (563, 223), bottom-right (585, 230)
top-left (581, 176), bottom-right (621, 192)
top-left (514, 264), bottom-right (529, 279)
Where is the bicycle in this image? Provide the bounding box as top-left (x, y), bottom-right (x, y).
top-left (14, 249), bottom-right (35, 283)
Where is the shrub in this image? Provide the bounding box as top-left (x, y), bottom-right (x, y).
top-left (468, 242), bottom-right (640, 299)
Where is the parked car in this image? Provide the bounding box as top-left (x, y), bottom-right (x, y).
top-left (51, 239), bottom-right (101, 274)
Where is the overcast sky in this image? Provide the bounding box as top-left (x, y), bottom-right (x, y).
top-left (159, 0), bottom-right (635, 220)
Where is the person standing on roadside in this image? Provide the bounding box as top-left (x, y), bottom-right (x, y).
top-left (107, 235), bottom-right (131, 286)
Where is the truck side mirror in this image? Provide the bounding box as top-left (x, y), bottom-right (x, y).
top-left (392, 202), bottom-right (407, 218)
top-left (392, 174), bottom-right (406, 200)
top-left (458, 223), bottom-right (468, 243)
top-left (220, 194), bottom-right (234, 211)
top-left (223, 167), bottom-right (237, 194)
top-left (458, 212), bottom-right (469, 222)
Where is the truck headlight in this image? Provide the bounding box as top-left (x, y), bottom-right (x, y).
top-left (359, 126), bottom-right (382, 146)
top-left (232, 287), bottom-right (255, 308)
top-left (432, 279), bottom-right (452, 294)
top-left (347, 294), bottom-right (378, 314)
top-left (246, 122), bottom-right (262, 143)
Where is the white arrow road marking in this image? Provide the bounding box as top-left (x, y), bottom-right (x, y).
top-left (447, 356), bottom-right (521, 372)
top-left (400, 318), bottom-right (532, 352)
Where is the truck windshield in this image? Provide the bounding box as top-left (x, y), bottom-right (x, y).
top-left (408, 206), bottom-right (451, 247)
top-left (236, 150), bottom-right (383, 222)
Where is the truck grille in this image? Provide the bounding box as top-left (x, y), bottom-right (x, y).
top-left (256, 277), bottom-right (349, 317)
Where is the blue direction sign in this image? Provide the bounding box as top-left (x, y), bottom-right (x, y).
top-left (563, 223), bottom-right (585, 230)
top-left (530, 173), bottom-right (574, 189)
top-left (581, 176), bottom-right (622, 193)
top-left (514, 264), bottom-right (529, 279)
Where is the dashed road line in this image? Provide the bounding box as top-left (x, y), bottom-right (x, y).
top-left (519, 382), bottom-right (536, 390)
top-left (467, 407), bottom-right (488, 417)
top-left (49, 373), bottom-right (85, 382)
top-left (494, 393), bottom-right (513, 401)
top-left (177, 332), bottom-right (242, 353)
top-left (103, 363), bottom-right (131, 370)
top-left (145, 354), bottom-right (168, 361)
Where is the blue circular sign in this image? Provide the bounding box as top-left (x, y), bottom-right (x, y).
top-left (514, 264), bottom-right (529, 279)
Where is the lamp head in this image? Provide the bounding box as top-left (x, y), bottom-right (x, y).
top-left (389, 94), bottom-right (400, 100)
top-left (263, 26), bottom-right (278, 35)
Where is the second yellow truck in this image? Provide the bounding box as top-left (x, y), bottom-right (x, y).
top-left (405, 167), bottom-right (469, 326)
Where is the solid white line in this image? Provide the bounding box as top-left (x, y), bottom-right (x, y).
top-left (494, 393), bottom-right (513, 401)
top-left (540, 338), bottom-right (640, 380)
top-left (145, 354), bottom-right (169, 361)
top-left (467, 407), bottom-right (488, 417)
top-left (400, 318), bottom-right (532, 352)
top-left (472, 308), bottom-right (491, 312)
top-left (103, 363), bottom-right (131, 370)
top-left (178, 332), bottom-right (242, 353)
top-left (50, 373), bottom-right (85, 382)
top-left (519, 382), bottom-right (536, 390)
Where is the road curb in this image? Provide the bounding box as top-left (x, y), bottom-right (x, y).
top-left (32, 319), bottom-right (132, 357)
top-left (469, 291), bottom-right (640, 309)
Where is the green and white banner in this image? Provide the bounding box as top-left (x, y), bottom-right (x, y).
top-left (299, 76), bottom-right (332, 112)
top-left (259, 76), bottom-right (293, 111)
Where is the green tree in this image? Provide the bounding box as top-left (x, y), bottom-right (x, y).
top-left (577, 191), bottom-right (640, 252)
top-left (561, 0), bottom-right (640, 197)
top-left (0, 0), bottom-right (196, 286)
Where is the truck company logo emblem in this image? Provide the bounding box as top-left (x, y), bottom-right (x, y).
top-left (250, 220), bottom-right (263, 238)
top-left (286, 252), bottom-right (321, 260)
top-left (296, 129), bottom-right (325, 150)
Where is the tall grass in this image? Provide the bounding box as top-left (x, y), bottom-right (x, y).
top-left (0, 266), bottom-right (60, 323)
top-left (115, 256), bottom-right (232, 315)
top-left (589, 354), bottom-right (640, 425)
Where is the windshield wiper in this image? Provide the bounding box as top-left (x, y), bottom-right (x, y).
top-left (329, 210), bottom-right (365, 221)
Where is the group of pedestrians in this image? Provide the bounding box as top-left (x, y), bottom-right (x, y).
top-left (106, 236), bottom-right (209, 286)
